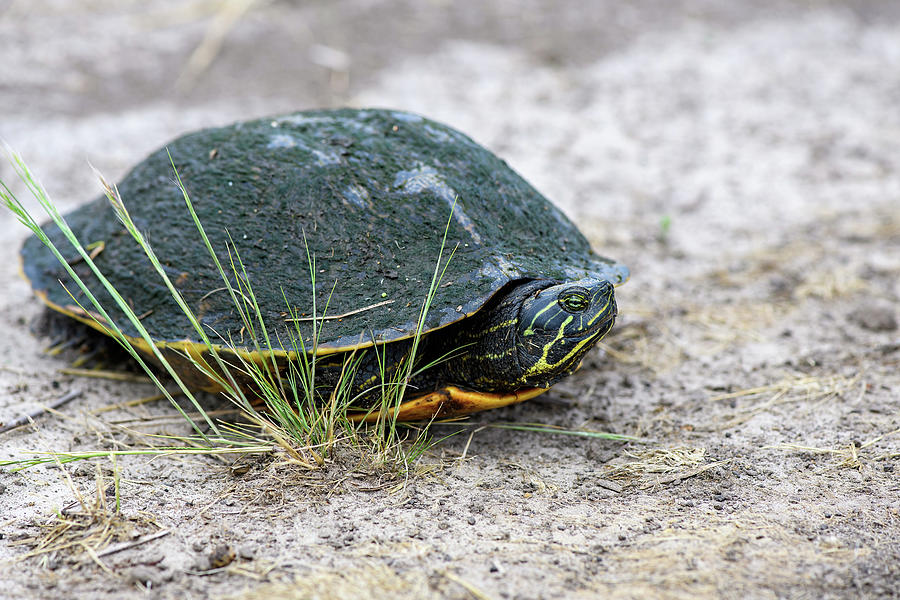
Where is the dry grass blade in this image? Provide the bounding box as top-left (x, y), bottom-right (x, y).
top-left (709, 372), bottom-right (862, 403)
top-left (95, 530), bottom-right (171, 558)
top-left (597, 321), bottom-right (685, 374)
top-left (58, 368), bottom-right (154, 383)
top-left (769, 442), bottom-right (866, 470)
top-left (600, 300), bottom-right (780, 374)
top-left (284, 298), bottom-right (395, 322)
top-left (443, 571), bottom-right (496, 600)
top-left (603, 446), bottom-right (707, 478)
top-left (14, 507), bottom-right (159, 566)
top-left (232, 561), bottom-right (439, 600)
top-left (708, 371), bottom-right (864, 430)
top-left (0, 389), bottom-right (83, 434)
top-left (685, 302), bottom-right (778, 347)
top-left (602, 446), bottom-right (729, 488)
top-left (769, 426), bottom-right (900, 470)
top-left (794, 267), bottom-right (868, 300)
top-left (861, 427), bottom-right (900, 450)
top-left (90, 391), bottom-right (184, 414)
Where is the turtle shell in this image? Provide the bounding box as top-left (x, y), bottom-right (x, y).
top-left (21, 108), bottom-right (628, 355)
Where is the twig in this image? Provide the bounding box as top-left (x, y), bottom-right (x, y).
top-left (443, 571), bottom-right (496, 600)
top-left (185, 565), bottom-right (232, 576)
top-left (58, 368), bottom-right (153, 383)
top-left (82, 543), bottom-right (115, 576)
top-left (284, 299), bottom-right (395, 322)
top-left (176, 0), bottom-right (261, 90)
top-left (61, 304), bottom-right (109, 325)
top-left (641, 459), bottom-right (733, 488)
top-left (459, 426), bottom-right (485, 461)
top-left (95, 529), bottom-right (171, 558)
top-left (0, 389), bottom-right (83, 434)
top-left (197, 286), bottom-right (252, 305)
top-left (91, 391), bottom-right (183, 414)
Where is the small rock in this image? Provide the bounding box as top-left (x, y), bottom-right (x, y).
top-left (596, 479), bottom-right (623, 493)
top-left (208, 544), bottom-right (236, 569)
top-left (125, 566), bottom-right (160, 587)
top-left (850, 301), bottom-right (897, 332)
top-left (192, 558), bottom-right (211, 571)
top-left (141, 551), bottom-right (165, 565)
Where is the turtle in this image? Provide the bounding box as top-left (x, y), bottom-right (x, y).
top-left (21, 108), bottom-right (628, 420)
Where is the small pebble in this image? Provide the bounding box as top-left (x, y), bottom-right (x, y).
top-left (125, 566), bottom-right (160, 587)
top-left (208, 544), bottom-right (236, 569)
top-left (850, 301), bottom-right (897, 332)
top-left (231, 464), bottom-right (251, 477)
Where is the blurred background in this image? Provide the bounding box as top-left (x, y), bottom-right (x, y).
top-left (4, 1), bottom-right (899, 255)
top-left (2, 0), bottom-right (900, 314)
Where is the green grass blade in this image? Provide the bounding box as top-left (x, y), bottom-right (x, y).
top-left (1, 148), bottom-right (220, 440)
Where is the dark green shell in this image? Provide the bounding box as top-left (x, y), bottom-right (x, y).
top-left (22, 109), bottom-right (627, 352)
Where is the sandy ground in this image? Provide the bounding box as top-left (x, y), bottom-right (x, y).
top-left (2, 1), bottom-right (899, 598)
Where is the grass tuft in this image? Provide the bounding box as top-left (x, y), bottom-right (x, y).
top-left (0, 147), bottom-right (457, 474)
top-left (9, 457), bottom-right (165, 571)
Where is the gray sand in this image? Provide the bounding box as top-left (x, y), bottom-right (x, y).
top-left (1, 2), bottom-right (898, 598)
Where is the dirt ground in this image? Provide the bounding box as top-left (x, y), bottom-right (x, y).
top-left (2, 1), bottom-right (899, 598)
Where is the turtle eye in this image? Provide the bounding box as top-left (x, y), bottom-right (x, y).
top-left (557, 287), bottom-right (590, 313)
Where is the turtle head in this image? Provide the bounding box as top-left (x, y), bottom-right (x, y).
top-left (514, 278), bottom-right (617, 388)
top-left (443, 277), bottom-right (618, 393)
